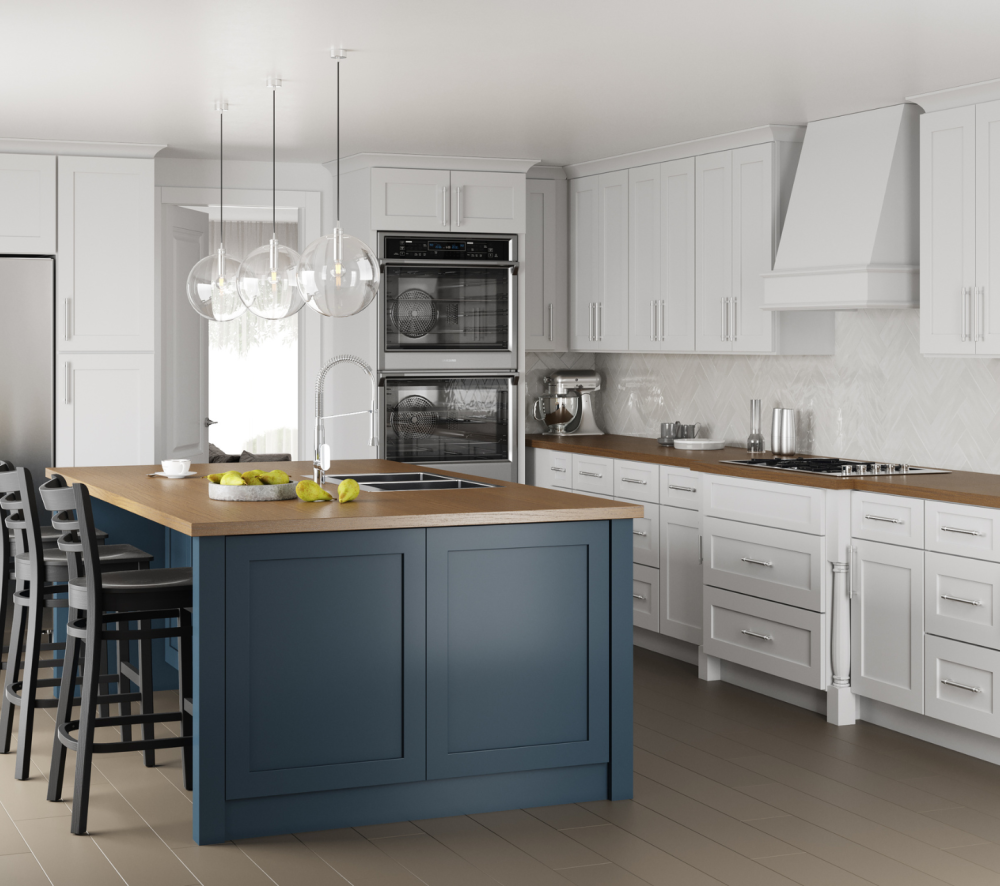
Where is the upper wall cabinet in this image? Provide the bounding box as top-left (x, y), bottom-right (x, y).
top-left (921, 101), bottom-right (1000, 355)
top-left (569, 171), bottom-right (629, 351)
top-left (524, 177), bottom-right (569, 351)
top-left (0, 154), bottom-right (56, 254)
top-left (370, 168), bottom-right (526, 234)
top-left (57, 157), bottom-right (155, 352)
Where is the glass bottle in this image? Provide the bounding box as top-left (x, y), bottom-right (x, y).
top-left (747, 398), bottom-right (764, 454)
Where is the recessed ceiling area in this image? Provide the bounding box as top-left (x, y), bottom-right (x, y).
top-left (4, 0), bottom-right (1000, 167)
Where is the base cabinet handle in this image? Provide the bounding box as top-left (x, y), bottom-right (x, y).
top-left (942, 678), bottom-right (982, 693)
top-left (741, 629), bottom-right (773, 642)
top-left (621, 477), bottom-right (647, 485)
top-left (741, 557), bottom-right (773, 568)
top-left (579, 471), bottom-right (603, 478)
top-left (941, 526), bottom-right (984, 537)
top-left (668, 484), bottom-right (697, 493)
top-left (632, 529), bottom-right (648, 537)
top-left (633, 594), bottom-right (646, 601)
top-left (550, 467), bottom-right (567, 473)
top-left (864, 514), bottom-right (904, 524)
top-left (941, 594), bottom-right (983, 606)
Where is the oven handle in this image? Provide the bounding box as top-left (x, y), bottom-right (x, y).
top-left (381, 259), bottom-right (518, 269)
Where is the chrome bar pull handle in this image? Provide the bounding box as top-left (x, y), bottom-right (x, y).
top-left (741, 556), bottom-right (773, 568)
top-left (456, 185), bottom-right (462, 227)
top-left (942, 678), bottom-right (982, 693)
top-left (941, 525), bottom-right (984, 537)
top-left (721, 297), bottom-right (727, 341)
top-left (731, 296), bottom-right (737, 343)
top-left (659, 299), bottom-right (665, 342)
top-left (621, 477), bottom-right (647, 485)
top-left (962, 286), bottom-right (970, 341)
top-left (977, 285), bottom-right (985, 341)
top-left (668, 484), bottom-right (697, 493)
top-left (864, 514), bottom-right (904, 524)
top-left (442, 186), bottom-right (448, 226)
top-left (550, 466), bottom-right (566, 473)
top-left (941, 594), bottom-right (983, 606)
top-left (633, 593), bottom-right (647, 601)
top-left (548, 303), bottom-right (554, 342)
top-left (632, 529), bottom-right (648, 537)
top-left (741, 629), bottom-right (773, 642)
top-left (598, 302), bottom-right (603, 341)
top-left (579, 470), bottom-right (603, 478)
top-left (650, 301), bottom-right (655, 341)
top-left (63, 362), bottom-right (70, 404)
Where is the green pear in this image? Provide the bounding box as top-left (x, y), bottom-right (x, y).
top-left (244, 477), bottom-right (264, 486)
top-left (260, 469), bottom-right (290, 485)
top-left (205, 473), bottom-right (224, 484)
top-left (241, 469), bottom-right (266, 482)
top-left (220, 470), bottom-right (246, 486)
top-left (296, 479), bottom-right (333, 502)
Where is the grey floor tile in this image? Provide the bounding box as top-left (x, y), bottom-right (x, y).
top-left (173, 841), bottom-right (281, 886)
top-left (557, 862), bottom-right (654, 886)
top-left (235, 832), bottom-right (349, 885)
top-left (475, 808), bottom-right (608, 869)
top-left (295, 827), bottom-right (429, 885)
top-left (372, 832), bottom-right (504, 886)
top-left (0, 851), bottom-right (52, 886)
top-left (526, 804), bottom-right (609, 831)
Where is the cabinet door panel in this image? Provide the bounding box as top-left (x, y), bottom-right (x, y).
top-left (925, 635), bottom-right (1000, 737)
top-left (852, 540), bottom-right (924, 713)
top-left (731, 144), bottom-right (775, 353)
top-left (920, 107), bottom-right (976, 355)
top-left (660, 157), bottom-right (696, 351)
top-left (660, 505), bottom-right (702, 644)
top-left (628, 164), bottom-right (660, 350)
top-left (524, 179), bottom-right (568, 351)
top-left (224, 529), bottom-right (426, 798)
top-left (0, 153), bottom-right (55, 254)
top-left (977, 101), bottom-right (1000, 354)
top-left (371, 168), bottom-right (450, 232)
top-left (925, 552), bottom-right (1000, 651)
top-left (426, 522), bottom-right (609, 779)
top-left (451, 171), bottom-right (525, 234)
top-left (569, 176), bottom-right (599, 349)
top-left (695, 152), bottom-right (732, 352)
top-left (596, 170), bottom-right (629, 351)
top-left (58, 157), bottom-right (154, 351)
top-left (632, 563), bottom-right (659, 631)
top-left (627, 498), bottom-right (659, 568)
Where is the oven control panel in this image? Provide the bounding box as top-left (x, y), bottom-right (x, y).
top-left (383, 236), bottom-right (514, 261)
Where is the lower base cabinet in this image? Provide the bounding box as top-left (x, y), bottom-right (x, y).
top-left (925, 634), bottom-right (1000, 737)
top-left (660, 505), bottom-right (702, 643)
top-left (632, 563), bottom-right (659, 631)
top-left (851, 539), bottom-right (924, 713)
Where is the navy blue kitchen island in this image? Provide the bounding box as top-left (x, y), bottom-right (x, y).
top-left (50, 461), bottom-right (638, 844)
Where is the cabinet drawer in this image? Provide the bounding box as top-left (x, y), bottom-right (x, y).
top-left (926, 500), bottom-right (1000, 563)
top-left (926, 552), bottom-right (1000, 651)
top-left (703, 586), bottom-right (827, 689)
top-left (530, 448), bottom-right (572, 489)
top-left (633, 563), bottom-right (659, 632)
top-left (852, 492), bottom-right (924, 548)
top-left (660, 466), bottom-right (701, 510)
top-left (572, 453), bottom-right (614, 496)
top-left (627, 499), bottom-right (659, 568)
top-left (614, 459), bottom-right (659, 504)
top-left (704, 474), bottom-right (825, 535)
top-left (703, 517), bottom-right (826, 612)
top-left (925, 635), bottom-right (1000, 738)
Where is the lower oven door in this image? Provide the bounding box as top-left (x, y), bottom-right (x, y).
top-left (380, 375), bottom-right (517, 482)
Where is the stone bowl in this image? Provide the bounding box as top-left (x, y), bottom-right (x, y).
top-left (207, 481), bottom-right (298, 502)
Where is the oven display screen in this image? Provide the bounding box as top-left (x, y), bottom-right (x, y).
top-left (383, 236), bottom-right (511, 260)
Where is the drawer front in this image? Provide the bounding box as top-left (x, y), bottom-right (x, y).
top-left (531, 448), bottom-right (572, 489)
top-left (926, 500), bottom-right (1000, 563)
top-left (704, 474), bottom-right (825, 535)
top-left (660, 466), bottom-right (701, 510)
top-left (703, 586), bottom-right (827, 689)
top-left (632, 563), bottom-right (659, 632)
top-left (626, 498), bottom-right (659, 568)
top-left (614, 459), bottom-right (659, 504)
top-left (925, 552), bottom-right (1000, 651)
top-left (852, 492), bottom-right (924, 548)
top-left (703, 517), bottom-right (826, 612)
top-left (572, 453), bottom-right (614, 497)
top-left (925, 635), bottom-right (1000, 738)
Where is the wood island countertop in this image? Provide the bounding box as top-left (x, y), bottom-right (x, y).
top-left (528, 433), bottom-right (1000, 510)
top-left (47, 460), bottom-right (642, 537)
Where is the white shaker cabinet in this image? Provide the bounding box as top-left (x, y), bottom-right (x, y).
top-left (695, 151), bottom-right (733, 352)
top-left (569, 175), bottom-right (599, 349)
top-left (659, 504), bottom-right (703, 644)
top-left (57, 157), bottom-right (155, 352)
top-left (0, 154), bottom-right (56, 254)
top-left (628, 163), bottom-right (661, 350)
top-left (450, 171), bottom-right (526, 234)
top-left (56, 353), bottom-right (155, 467)
top-left (975, 100), bottom-right (1000, 354)
top-left (524, 178), bottom-right (568, 351)
top-left (851, 540), bottom-right (925, 713)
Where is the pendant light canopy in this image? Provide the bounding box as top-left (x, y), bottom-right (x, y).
top-left (236, 79), bottom-right (305, 320)
top-left (186, 102), bottom-right (246, 322)
top-left (296, 49), bottom-right (379, 318)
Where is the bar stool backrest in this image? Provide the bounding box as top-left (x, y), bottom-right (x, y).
top-left (1, 468), bottom-right (43, 573)
top-left (0, 460), bottom-right (15, 571)
top-left (39, 475), bottom-right (83, 581)
top-left (67, 483), bottom-right (105, 618)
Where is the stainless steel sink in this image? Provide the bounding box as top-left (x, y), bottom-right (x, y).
top-left (315, 472), bottom-right (497, 492)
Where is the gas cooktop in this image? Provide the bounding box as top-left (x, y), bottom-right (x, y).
top-left (720, 457), bottom-right (950, 476)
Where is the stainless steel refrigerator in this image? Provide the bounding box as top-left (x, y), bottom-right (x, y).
top-left (0, 257), bottom-right (54, 499)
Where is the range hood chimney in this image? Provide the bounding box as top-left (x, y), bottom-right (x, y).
top-left (763, 103), bottom-right (919, 310)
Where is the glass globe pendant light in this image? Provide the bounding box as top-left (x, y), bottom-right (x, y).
top-left (296, 49), bottom-right (379, 318)
top-left (236, 79), bottom-right (305, 319)
top-left (186, 101), bottom-right (246, 322)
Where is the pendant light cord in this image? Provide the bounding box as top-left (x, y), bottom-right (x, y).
top-left (272, 86), bottom-right (276, 237)
top-left (219, 109), bottom-right (224, 238)
top-left (336, 57), bottom-right (340, 222)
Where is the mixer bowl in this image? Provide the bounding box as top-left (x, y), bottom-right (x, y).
top-left (532, 392), bottom-right (582, 435)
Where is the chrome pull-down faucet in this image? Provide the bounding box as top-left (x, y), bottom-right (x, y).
top-left (313, 354), bottom-right (378, 485)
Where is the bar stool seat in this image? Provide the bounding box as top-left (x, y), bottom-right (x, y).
top-left (68, 569), bottom-right (192, 610)
top-left (13, 543), bottom-right (152, 583)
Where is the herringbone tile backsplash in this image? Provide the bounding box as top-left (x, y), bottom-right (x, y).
top-left (528, 310), bottom-right (1000, 474)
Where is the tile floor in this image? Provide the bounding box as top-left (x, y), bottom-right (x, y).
top-left (6, 647), bottom-right (1000, 884)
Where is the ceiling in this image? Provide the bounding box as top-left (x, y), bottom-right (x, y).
top-left (4, 0), bottom-right (1000, 168)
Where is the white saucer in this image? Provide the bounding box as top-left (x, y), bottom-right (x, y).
top-left (673, 439), bottom-right (725, 450)
top-left (153, 471), bottom-right (197, 480)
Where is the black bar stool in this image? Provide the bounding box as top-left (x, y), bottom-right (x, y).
top-left (0, 468), bottom-right (154, 781)
top-left (47, 479), bottom-right (193, 836)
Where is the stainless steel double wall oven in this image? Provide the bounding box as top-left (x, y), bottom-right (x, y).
top-left (378, 232), bottom-right (518, 482)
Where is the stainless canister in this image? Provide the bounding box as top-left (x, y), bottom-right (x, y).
top-left (771, 408), bottom-right (796, 455)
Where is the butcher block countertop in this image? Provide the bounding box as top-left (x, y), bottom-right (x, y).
top-left (528, 433), bottom-right (1000, 510)
top-left (47, 460), bottom-right (642, 537)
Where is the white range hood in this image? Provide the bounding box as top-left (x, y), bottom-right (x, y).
top-left (763, 103), bottom-right (919, 310)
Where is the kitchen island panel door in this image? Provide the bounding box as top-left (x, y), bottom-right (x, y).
top-left (225, 529), bottom-right (426, 799)
top-left (426, 521), bottom-right (610, 779)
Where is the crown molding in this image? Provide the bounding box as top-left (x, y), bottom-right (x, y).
top-left (333, 153), bottom-right (539, 175)
top-left (526, 165), bottom-right (567, 180)
top-left (0, 138), bottom-right (166, 159)
top-left (564, 124), bottom-right (806, 179)
top-left (907, 77), bottom-right (1000, 112)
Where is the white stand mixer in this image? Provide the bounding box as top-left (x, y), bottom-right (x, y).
top-left (532, 370), bottom-right (604, 436)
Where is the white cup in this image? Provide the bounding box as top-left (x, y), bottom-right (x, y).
top-left (161, 459), bottom-right (191, 476)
